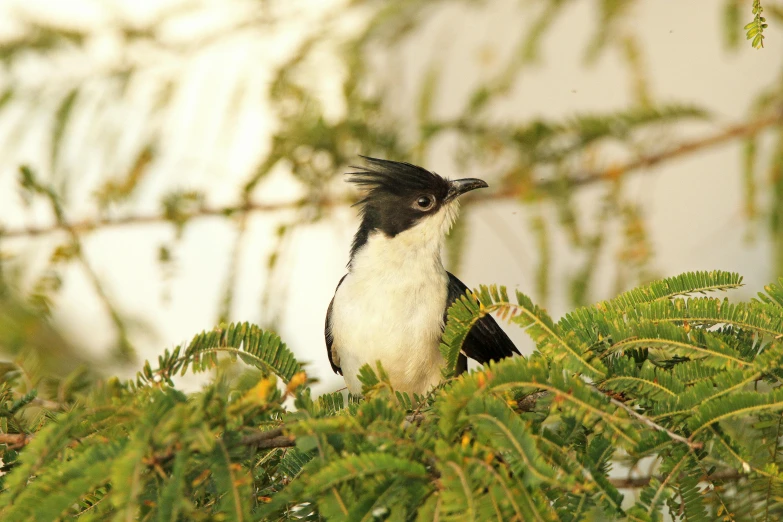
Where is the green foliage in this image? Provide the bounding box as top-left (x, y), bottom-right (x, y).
top-left (746, 0), bottom-right (769, 49)
top-left (136, 321), bottom-right (304, 386)
top-left (4, 271), bottom-right (783, 520)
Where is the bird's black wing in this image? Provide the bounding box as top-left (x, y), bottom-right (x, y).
top-left (445, 272), bottom-right (520, 369)
top-left (325, 275), bottom-right (347, 375)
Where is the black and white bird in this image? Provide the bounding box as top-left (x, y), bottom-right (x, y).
top-left (325, 157), bottom-right (519, 396)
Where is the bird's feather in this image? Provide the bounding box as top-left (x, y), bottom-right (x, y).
top-left (445, 272), bottom-right (520, 364)
top-left (325, 270), bottom-right (519, 379)
top-left (325, 274), bottom-right (346, 375)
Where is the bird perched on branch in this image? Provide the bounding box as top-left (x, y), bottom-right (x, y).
top-left (325, 157), bottom-right (519, 396)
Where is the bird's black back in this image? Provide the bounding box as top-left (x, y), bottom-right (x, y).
top-left (445, 272), bottom-right (520, 372)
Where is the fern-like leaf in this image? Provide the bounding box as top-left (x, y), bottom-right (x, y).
top-left (600, 270), bottom-right (743, 313)
top-left (466, 395), bottom-right (556, 485)
top-left (211, 439), bottom-right (252, 521)
top-left (440, 285), bottom-right (605, 378)
top-left (303, 453), bottom-right (428, 494)
top-left (139, 322), bottom-right (302, 385)
top-left (755, 277), bottom-right (783, 308)
top-left (1, 440), bottom-right (126, 522)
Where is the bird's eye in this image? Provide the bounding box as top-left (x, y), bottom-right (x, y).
top-left (414, 195), bottom-right (435, 211)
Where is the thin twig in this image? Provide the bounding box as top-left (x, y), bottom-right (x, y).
top-left (609, 396), bottom-right (703, 450)
top-left (609, 468), bottom-right (744, 489)
top-left (3, 112), bottom-right (781, 241)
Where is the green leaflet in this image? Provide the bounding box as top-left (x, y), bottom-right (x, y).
top-left (437, 354), bottom-right (636, 447)
top-left (317, 390), bottom-right (345, 415)
top-left (439, 287), bottom-right (487, 376)
top-left (345, 477), bottom-right (430, 522)
top-left (675, 457), bottom-right (710, 522)
top-left (277, 447), bottom-right (315, 481)
top-left (600, 270), bottom-right (743, 312)
top-left (635, 449), bottom-right (690, 518)
top-left (211, 439), bottom-right (252, 521)
top-left (12, 273), bottom-right (783, 521)
top-left (440, 284), bottom-right (605, 379)
top-left (466, 395), bottom-right (556, 485)
top-left (688, 388), bottom-right (783, 436)
top-left (629, 297), bottom-right (783, 339)
top-left (559, 271), bottom-right (745, 350)
top-left (2, 440), bottom-right (126, 522)
top-left (651, 368), bottom-right (756, 421)
top-left (601, 358), bottom-right (685, 399)
top-left (156, 449), bottom-right (190, 522)
top-left (433, 448), bottom-right (481, 521)
top-left (755, 276), bottom-right (783, 307)
top-left (111, 390), bottom-right (182, 519)
top-left (510, 288), bottom-right (607, 379)
top-left (137, 321), bottom-right (303, 385)
top-left (606, 321), bottom-right (751, 369)
top-left (303, 453), bottom-right (427, 494)
top-left (0, 408), bottom-right (90, 497)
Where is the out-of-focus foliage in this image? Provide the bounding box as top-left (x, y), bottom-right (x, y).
top-left (6, 271), bottom-right (783, 520)
top-left (0, 0), bottom-right (781, 361)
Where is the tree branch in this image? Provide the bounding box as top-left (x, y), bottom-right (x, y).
top-left (502, 110), bottom-right (783, 196)
top-left (0, 200), bottom-right (346, 239)
top-left (2, 111), bottom-right (781, 241)
top-left (0, 433), bottom-right (32, 449)
top-left (240, 427), bottom-right (295, 449)
top-left (609, 468), bottom-right (744, 489)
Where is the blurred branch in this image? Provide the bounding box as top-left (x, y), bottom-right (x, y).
top-left (0, 199), bottom-right (346, 239)
top-left (240, 427), bottom-right (295, 449)
top-left (2, 111), bottom-right (782, 241)
top-left (527, 109), bottom-right (783, 193)
top-left (0, 433), bottom-right (32, 449)
top-left (15, 167), bottom-right (135, 361)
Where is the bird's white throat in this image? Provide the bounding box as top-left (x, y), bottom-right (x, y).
top-left (330, 203), bottom-right (460, 395)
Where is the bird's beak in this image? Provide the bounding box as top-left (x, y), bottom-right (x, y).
top-left (446, 178), bottom-right (489, 202)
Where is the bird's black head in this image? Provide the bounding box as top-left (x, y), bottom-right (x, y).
top-left (347, 156), bottom-right (488, 259)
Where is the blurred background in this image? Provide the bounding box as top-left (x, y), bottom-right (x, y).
top-left (0, 0), bottom-right (782, 396)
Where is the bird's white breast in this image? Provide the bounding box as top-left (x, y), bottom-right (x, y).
top-left (331, 220), bottom-right (452, 396)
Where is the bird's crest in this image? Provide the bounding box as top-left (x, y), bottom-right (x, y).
top-left (346, 156), bottom-right (449, 204)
